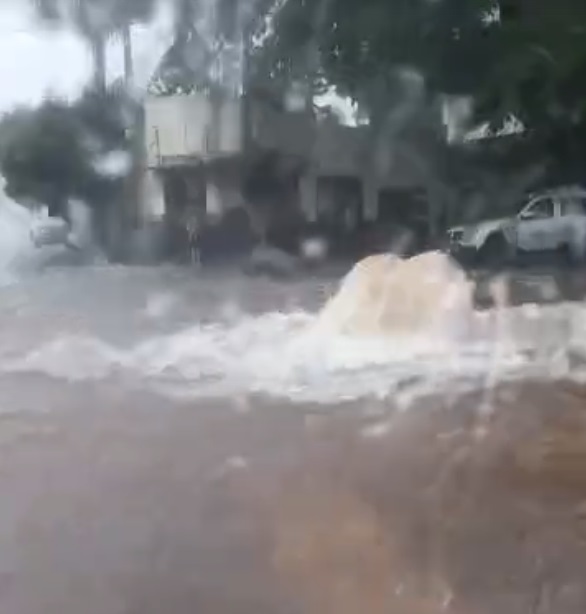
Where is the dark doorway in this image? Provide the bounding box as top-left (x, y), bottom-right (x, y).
top-left (162, 167), bottom-right (206, 262)
top-left (315, 176), bottom-right (363, 256)
top-left (374, 188), bottom-right (429, 254)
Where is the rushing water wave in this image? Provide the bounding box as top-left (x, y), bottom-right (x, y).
top-left (1, 264), bottom-right (586, 405)
top-left (2, 197), bottom-right (586, 407)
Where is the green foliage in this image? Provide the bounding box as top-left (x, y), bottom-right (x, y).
top-left (245, 0), bottom-right (586, 190)
top-left (28, 0), bottom-right (586, 137)
top-left (254, 0), bottom-right (586, 133)
top-left (0, 100), bottom-right (88, 215)
top-left (0, 88), bottom-right (134, 217)
top-left (251, 0), bottom-right (493, 103)
top-left (149, 0), bottom-right (264, 96)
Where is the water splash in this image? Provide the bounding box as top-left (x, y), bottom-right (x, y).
top-left (3, 298), bottom-right (585, 404)
top-left (1, 253), bottom-right (586, 405)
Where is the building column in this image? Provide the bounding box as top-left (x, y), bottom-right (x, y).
top-left (129, 168), bottom-right (167, 263)
top-left (206, 180), bottom-right (224, 219)
top-left (141, 169), bottom-right (166, 222)
top-left (362, 175), bottom-right (379, 222)
top-left (299, 171), bottom-right (318, 222)
top-left (426, 185), bottom-right (444, 245)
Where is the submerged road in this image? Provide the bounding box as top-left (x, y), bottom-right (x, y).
top-left (0, 263), bottom-right (586, 613)
top-left (0, 380), bottom-right (585, 614)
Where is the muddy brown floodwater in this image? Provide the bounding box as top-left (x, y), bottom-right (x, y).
top-left (0, 380), bottom-right (583, 613)
top-left (2, 264), bottom-right (586, 613)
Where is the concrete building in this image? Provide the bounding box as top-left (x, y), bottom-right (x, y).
top-left (140, 89), bottom-right (442, 257)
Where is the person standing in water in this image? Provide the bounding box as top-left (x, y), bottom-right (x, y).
top-left (183, 206), bottom-right (203, 267)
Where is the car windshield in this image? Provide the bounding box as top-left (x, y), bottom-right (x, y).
top-left (515, 198), bottom-right (530, 213)
top-left (2, 2), bottom-right (586, 613)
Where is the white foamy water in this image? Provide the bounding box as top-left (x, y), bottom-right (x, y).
top-left (2, 246), bottom-right (586, 405)
top-left (2, 297), bottom-right (586, 404)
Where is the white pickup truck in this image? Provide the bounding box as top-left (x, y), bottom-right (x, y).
top-left (447, 186), bottom-right (586, 265)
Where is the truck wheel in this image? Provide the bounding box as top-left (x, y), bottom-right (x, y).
top-left (478, 233), bottom-right (511, 269)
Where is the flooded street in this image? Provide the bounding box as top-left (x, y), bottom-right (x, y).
top-left (3, 263), bottom-right (586, 405)
top-left (2, 0), bottom-right (586, 607)
top-left (1, 263), bottom-right (586, 613)
top-left (0, 266), bottom-right (336, 405)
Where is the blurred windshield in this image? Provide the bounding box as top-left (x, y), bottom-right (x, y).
top-left (2, 1), bottom-right (586, 613)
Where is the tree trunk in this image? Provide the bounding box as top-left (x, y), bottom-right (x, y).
top-left (90, 32), bottom-right (107, 92)
top-left (122, 24), bottom-right (134, 87)
top-left (121, 22), bottom-right (141, 260)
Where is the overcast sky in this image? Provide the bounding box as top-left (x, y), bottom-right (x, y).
top-left (0, 2), bottom-right (175, 113)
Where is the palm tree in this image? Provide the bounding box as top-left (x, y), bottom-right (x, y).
top-left (30, 0), bottom-right (158, 91)
top-left (121, 22), bottom-right (133, 85)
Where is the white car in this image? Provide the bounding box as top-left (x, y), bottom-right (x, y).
top-left (30, 215), bottom-right (70, 248)
top-left (447, 186), bottom-right (586, 265)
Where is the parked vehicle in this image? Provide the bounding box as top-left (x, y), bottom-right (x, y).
top-left (446, 186), bottom-right (586, 266)
top-left (30, 200), bottom-right (93, 251)
top-left (30, 214), bottom-right (70, 248)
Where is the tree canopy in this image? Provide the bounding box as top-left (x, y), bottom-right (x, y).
top-left (253, 0), bottom-right (586, 133)
top-left (244, 0), bottom-right (586, 187)
top-left (9, 0), bottom-right (586, 218)
top-left (23, 0), bottom-right (586, 138)
top-left (0, 87), bottom-right (135, 217)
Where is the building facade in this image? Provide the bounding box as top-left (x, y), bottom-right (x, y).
top-left (140, 90), bottom-right (445, 257)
